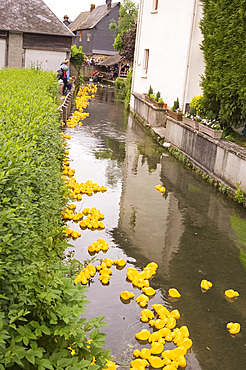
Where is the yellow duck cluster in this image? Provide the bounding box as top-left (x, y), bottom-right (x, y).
top-left (69, 178), bottom-right (107, 199)
top-left (62, 84), bottom-right (97, 129)
top-left (79, 207), bottom-right (105, 230)
top-left (74, 257), bottom-right (127, 286)
top-left (132, 304), bottom-right (192, 369)
top-left (155, 184), bottom-right (166, 194)
top-left (88, 238), bottom-right (109, 253)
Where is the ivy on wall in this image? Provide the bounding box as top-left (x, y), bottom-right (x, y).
top-left (200, 0), bottom-right (246, 128)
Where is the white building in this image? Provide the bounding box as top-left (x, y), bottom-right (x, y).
top-left (131, 0), bottom-right (205, 111)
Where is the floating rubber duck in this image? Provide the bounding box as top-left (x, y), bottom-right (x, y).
top-left (140, 309), bottom-right (155, 322)
top-left (139, 348), bottom-right (151, 360)
top-left (115, 258), bottom-right (126, 267)
top-left (176, 337), bottom-right (193, 350)
top-left (148, 355), bottom-right (165, 368)
top-left (168, 288), bottom-right (181, 298)
top-left (225, 289), bottom-right (239, 299)
top-left (142, 287), bottom-right (156, 296)
top-left (227, 322), bottom-right (241, 334)
top-left (102, 360), bottom-right (116, 370)
top-left (120, 291), bottom-right (135, 300)
top-left (130, 358), bottom-right (149, 370)
top-left (150, 341), bottom-right (164, 355)
top-left (136, 294), bottom-right (149, 307)
top-left (155, 184), bottom-right (166, 194)
top-left (200, 279), bottom-right (213, 290)
top-left (135, 329), bottom-right (151, 341)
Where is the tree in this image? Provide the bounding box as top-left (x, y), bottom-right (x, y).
top-left (70, 45), bottom-right (86, 88)
top-left (109, 0), bottom-right (138, 53)
top-left (120, 24), bottom-right (137, 63)
top-left (200, 0), bottom-right (246, 128)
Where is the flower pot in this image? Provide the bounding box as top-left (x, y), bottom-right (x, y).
top-left (153, 100), bottom-right (164, 108)
top-left (167, 109), bottom-right (183, 121)
top-left (163, 103), bottom-right (167, 108)
top-left (144, 94), bottom-right (154, 104)
top-left (199, 123), bottom-right (223, 139)
top-left (183, 117), bottom-right (199, 130)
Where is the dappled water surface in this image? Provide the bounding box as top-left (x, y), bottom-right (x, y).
top-left (65, 86), bottom-right (246, 370)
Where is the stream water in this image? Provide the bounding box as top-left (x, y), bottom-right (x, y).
top-left (65, 86), bottom-right (246, 370)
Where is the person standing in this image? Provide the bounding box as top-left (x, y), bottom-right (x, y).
top-left (60, 59), bottom-right (70, 95)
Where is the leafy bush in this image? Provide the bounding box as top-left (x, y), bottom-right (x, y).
top-left (200, 0), bottom-right (246, 128)
top-left (147, 85), bottom-right (153, 97)
top-left (190, 95), bottom-right (206, 117)
top-left (0, 68), bottom-right (109, 369)
top-left (114, 69), bottom-right (133, 109)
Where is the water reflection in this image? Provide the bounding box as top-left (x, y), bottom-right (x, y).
top-left (66, 87), bottom-right (246, 370)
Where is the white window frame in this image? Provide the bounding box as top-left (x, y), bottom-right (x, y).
top-left (142, 49), bottom-right (149, 78)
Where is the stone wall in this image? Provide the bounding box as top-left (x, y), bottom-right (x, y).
top-left (131, 92), bottom-right (246, 194)
top-left (8, 32), bottom-right (23, 68)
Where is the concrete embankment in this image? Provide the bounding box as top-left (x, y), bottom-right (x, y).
top-left (130, 92), bottom-right (246, 199)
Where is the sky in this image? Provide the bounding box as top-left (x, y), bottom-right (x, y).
top-left (43, 0), bottom-right (138, 22)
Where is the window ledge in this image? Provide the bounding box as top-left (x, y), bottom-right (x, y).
top-left (151, 10), bottom-right (158, 14)
top-left (141, 74), bottom-right (148, 79)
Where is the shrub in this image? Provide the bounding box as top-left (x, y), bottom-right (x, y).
top-left (0, 68), bottom-right (110, 369)
top-left (189, 95), bottom-right (206, 117)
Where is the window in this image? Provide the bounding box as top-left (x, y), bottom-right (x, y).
top-left (152, 0), bottom-right (158, 12)
top-left (87, 33), bottom-right (91, 42)
top-left (142, 49), bottom-right (149, 76)
top-left (79, 31), bottom-right (82, 41)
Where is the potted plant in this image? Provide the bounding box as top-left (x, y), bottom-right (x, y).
top-left (183, 106), bottom-right (199, 129)
top-left (199, 119), bottom-right (223, 138)
top-left (144, 85), bottom-right (154, 103)
top-left (167, 98), bottom-right (183, 121)
top-left (153, 91), bottom-right (164, 108)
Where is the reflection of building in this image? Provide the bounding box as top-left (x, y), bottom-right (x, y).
top-left (131, 0), bottom-right (204, 110)
top-left (117, 115), bottom-right (184, 275)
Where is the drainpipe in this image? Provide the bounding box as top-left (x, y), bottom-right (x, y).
top-left (182, 0), bottom-right (197, 112)
top-left (131, 0), bottom-right (143, 96)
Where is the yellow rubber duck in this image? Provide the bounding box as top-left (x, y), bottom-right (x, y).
top-left (150, 341), bottom-right (164, 355)
top-left (200, 279), bottom-right (213, 290)
top-left (148, 355), bottom-right (165, 368)
top-left (139, 348), bottom-right (151, 359)
top-left (225, 289), bottom-right (239, 299)
top-left (136, 294), bottom-right (149, 307)
top-left (135, 329), bottom-right (151, 341)
top-left (227, 322), bottom-right (241, 334)
top-left (130, 358), bottom-right (149, 370)
top-left (140, 309), bottom-right (155, 321)
top-left (120, 291), bottom-right (135, 300)
top-left (168, 288), bottom-right (181, 298)
top-left (142, 287), bottom-right (156, 296)
top-left (176, 337), bottom-right (193, 350)
top-left (102, 360), bottom-right (117, 370)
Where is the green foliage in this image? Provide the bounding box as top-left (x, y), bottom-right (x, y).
top-left (172, 98), bottom-right (180, 112)
top-left (110, 0), bottom-right (138, 52)
top-left (0, 68), bottom-right (110, 368)
top-left (70, 45), bottom-right (86, 91)
top-left (200, 0), bottom-right (246, 128)
top-left (235, 183), bottom-right (245, 204)
top-left (114, 69), bottom-right (133, 109)
top-left (190, 95), bottom-right (206, 117)
top-left (147, 85), bottom-right (153, 97)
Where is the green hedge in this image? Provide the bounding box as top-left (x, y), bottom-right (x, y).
top-left (0, 69), bottom-right (109, 369)
top-left (200, 0), bottom-right (246, 128)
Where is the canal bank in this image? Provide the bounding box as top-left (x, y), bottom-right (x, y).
top-left (64, 85), bottom-right (246, 370)
top-left (130, 92), bottom-right (246, 205)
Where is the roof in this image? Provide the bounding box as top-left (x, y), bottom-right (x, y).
top-left (75, 2), bottom-right (120, 31)
top-left (69, 11), bottom-right (90, 32)
top-left (0, 0), bottom-right (74, 37)
top-left (98, 53), bottom-right (122, 66)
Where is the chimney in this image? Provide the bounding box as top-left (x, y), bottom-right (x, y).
top-left (90, 4), bottom-right (95, 12)
top-left (63, 15), bottom-right (70, 26)
top-left (106, 0), bottom-right (112, 10)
